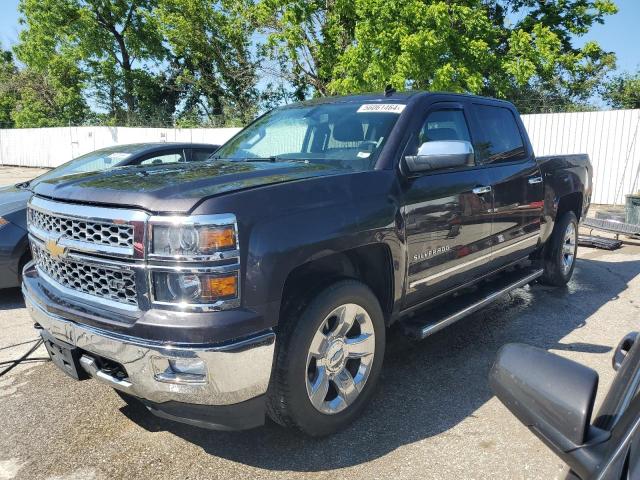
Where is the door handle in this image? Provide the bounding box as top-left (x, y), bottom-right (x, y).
top-left (472, 186), bottom-right (492, 195)
top-left (612, 332), bottom-right (638, 371)
top-left (528, 176), bottom-right (543, 184)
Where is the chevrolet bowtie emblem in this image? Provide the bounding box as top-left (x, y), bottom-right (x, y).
top-left (45, 237), bottom-right (67, 260)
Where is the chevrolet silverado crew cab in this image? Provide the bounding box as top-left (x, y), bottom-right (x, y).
top-left (23, 92), bottom-right (592, 436)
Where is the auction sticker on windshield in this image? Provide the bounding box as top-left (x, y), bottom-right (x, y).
top-left (357, 104), bottom-right (406, 114)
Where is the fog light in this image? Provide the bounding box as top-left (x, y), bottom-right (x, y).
top-left (152, 356), bottom-right (208, 384)
top-left (169, 358), bottom-right (207, 376)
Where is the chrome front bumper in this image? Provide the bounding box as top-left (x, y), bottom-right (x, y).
top-left (24, 288), bottom-right (275, 407)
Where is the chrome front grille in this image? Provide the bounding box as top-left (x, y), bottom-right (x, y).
top-left (28, 208), bottom-right (134, 249)
top-left (31, 241), bottom-right (138, 306)
top-left (26, 196), bottom-right (240, 313)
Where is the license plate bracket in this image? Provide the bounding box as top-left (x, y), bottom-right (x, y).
top-left (41, 331), bottom-right (89, 381)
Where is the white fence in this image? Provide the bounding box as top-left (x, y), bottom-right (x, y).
top-left (522, 109), bottom-right (640, 205)
top-left (0, 126), bottom-right (240, 170)
top-left (1, 110), bottom-right (639, 205)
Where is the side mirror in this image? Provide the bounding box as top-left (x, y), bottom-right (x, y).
top-left (404, 140), bottom-right (474, 173)
top-left (613, 332), bottom-right (638, 371)
top-left (490, 344), bottom-right (608, 479)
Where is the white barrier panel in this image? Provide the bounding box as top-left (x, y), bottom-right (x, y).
top-left (1, 110), bottom-right (639, 205)
top-left (0, 126), bottom-right (240, 169)
top-left (521, 109), bottom-right (640, 205)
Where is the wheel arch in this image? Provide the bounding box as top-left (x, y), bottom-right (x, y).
top-left (279, 243), bottom-right (395, 329)
top-left (557, 191), bottom-right (584, 222)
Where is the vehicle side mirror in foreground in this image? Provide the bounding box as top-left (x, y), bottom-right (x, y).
top-left (404, 140), bottom-right (474, 173)
top-left (613, 332), bottom-right (638, 371)
top-left (489, 343), bottom-right (609, 480)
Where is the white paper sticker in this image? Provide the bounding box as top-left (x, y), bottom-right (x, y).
top-left (357, 151), bottom-right (371, 158)
top-left (357, 104), bottom-right (406, 114)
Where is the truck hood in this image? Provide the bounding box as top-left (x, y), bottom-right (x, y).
top-left (32, 160), bottom-right (343, 213)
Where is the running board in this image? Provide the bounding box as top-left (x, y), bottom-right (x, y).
top-left (401, 267), bottom-right (544, 340)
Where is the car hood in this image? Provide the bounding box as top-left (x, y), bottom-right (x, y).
top-left (32, 160), bottom-right (344, 213)
top-left (0, 184), bottom-right (31, 216)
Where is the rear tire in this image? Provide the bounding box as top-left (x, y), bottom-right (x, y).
top-left (267, 279), bottom-right (385, 436)
top-left (541, 211), bottom-right (578, 286)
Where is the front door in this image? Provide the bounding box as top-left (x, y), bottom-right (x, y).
top-left (402, 103), bottom-right (493, 308)
top-left (468, 103), bottom-right (544, 267)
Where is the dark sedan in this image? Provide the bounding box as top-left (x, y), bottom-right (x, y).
top-left (0, 142), bottom-right (219, 289)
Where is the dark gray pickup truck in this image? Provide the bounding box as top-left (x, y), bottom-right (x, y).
top-left (22, 91), bottom-right (592, 436)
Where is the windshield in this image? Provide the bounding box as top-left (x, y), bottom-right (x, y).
top-left (32, 145), bottom-right (144, 185)
top-left (213, 102), bottom-right (404, 171)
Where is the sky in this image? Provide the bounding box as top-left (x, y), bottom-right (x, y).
top-left (0, 0), bottom-right (638, 74)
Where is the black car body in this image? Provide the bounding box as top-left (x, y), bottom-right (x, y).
top-left (22, 92), bottom-right (593, 435)
top-left (0, 142), bottom-right (219, 289)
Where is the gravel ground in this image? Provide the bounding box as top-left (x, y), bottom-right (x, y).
top-left (1, 242), bottom-right (639, 480)
top-left (0, 166), bottom-right (50, 186)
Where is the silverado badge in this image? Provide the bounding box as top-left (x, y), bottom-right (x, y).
top-left (413, 245), bottom-right (451, 262)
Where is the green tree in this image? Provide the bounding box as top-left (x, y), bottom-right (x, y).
top-left (0, 49), bottom-right (88, 128)
top-left (253, 0), bottom-right (356, 99)
top-left (0, 49), bottom-right (19, 128)
top-left (11, 59), bottom-right (89, 128)
top-left (16, 0), bottom-right (172, 125)
top-left (255, 0), bottom-right (617, 110)
top-left (602, 71), bottom-right (640, 109)
top-left (157, 0), bottom-right (259, 126)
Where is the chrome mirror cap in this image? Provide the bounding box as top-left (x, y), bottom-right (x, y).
top-left (405, 140), bottom-right (475, 173)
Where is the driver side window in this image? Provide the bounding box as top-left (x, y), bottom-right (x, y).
top-left (419, 109), bottom-right (471, 145)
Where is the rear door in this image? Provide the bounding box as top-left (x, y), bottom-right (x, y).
top-left (402, 102), bottom-right (494, 308)
top-left (468, 103), bottom-right (544, 267)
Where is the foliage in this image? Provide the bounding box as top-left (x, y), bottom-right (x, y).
top-left (1, 0), bottom-right (623, 128)
top-left (602, 71), bottom-right (640, 109)
top-left (0, 46), bottom-right (89, 128)
top-left (0, 49), bottom-right (18, 128)
top-left (157, 0), bottom-right (259, 126)
top-left (253, 0), bottom-right (356, 99)
top-left (324, 0), bottom-right (617, 111)
top-left (16, 0), bottom-right (171, 124)
top-left (252, 0), bottom-right (617, 111)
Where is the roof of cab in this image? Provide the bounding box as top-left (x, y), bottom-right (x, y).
top-left (284, 90), bottom-right (516, 109)
top-left (89, 142), bottom-right (220, 155)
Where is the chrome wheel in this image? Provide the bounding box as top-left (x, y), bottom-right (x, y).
top-left (562, 222), bottom-right (577, 274)
top-left (305, 303), bottom-right (376, 415)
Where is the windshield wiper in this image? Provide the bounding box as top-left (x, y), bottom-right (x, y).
top-left (213, 156), bottom-right (281, 163)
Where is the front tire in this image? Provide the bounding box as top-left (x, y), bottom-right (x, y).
top-left (541, 211), bottom-right (578, 286)
top-left (267, 280), bottom-right (385, 436)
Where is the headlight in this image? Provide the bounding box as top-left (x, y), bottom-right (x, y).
top-left (148, 214), bottom-right (240, 309)
top-left (150, 221), bottom-right (237, 258)
top-left (152, 272), bottom-right (238, 304)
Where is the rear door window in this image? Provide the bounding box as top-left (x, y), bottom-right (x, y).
top-left (471, 105), bottom-right (526, 164)
top-left (190, 148), bottom-right (217, 162)
top-left (138, 149), bottom-right (187, 166)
